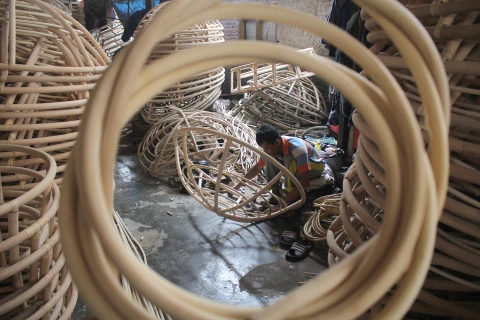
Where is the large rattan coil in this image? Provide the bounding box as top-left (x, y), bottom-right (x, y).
top-left (301, 193), bottom-right (342, 242)
top-left (0, 144), bottom-right (77, 319)
top-left (230, 70), bottom-right (327, 133)
top-left (134, 2), bottom-right (225, 123)
top-left (0, 0), bottom-right (109, 185)
top-left (138, 109), bottom-right (257, 178)
top-left (59, 0), bottom-right (450, 319)
top-left (326, 1), bottom-right (480, 318)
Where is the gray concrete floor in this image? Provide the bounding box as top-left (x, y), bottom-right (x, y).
top-left (72, 153), bottom-right (330, 319)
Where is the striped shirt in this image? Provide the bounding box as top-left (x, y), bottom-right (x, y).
top-left (258, 136), bottom-right (323, 173)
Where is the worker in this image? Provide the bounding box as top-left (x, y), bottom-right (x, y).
top-left (233, 124), bottom-right (326, 209)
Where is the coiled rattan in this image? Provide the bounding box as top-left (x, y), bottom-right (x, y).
top-left (326, 1), bottom-right (479, 318)
top-left (0, 144), bottom-right (77, 319)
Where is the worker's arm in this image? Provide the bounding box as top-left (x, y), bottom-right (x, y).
top-left (282, 171), bottom-right (309, 204)
top-left (233, 162), bottom-right (263, 191)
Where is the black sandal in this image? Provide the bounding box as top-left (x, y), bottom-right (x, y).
top-left (280, 227), bottom-right (299, 249)
top-left (286, 239), bottom-right (313, 262)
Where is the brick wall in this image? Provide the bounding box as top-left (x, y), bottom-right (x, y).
top-left (219, 0), bottom-right (333, 55)
top-left (219, 0), bottom-right (278, 40)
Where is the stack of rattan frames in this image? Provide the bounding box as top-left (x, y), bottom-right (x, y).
top-left (0, 145), bottom-right (76, 319)
top-left (0, 0), bottom-right (109, 185)
top-left (327, 1), bottom-right (479, 318)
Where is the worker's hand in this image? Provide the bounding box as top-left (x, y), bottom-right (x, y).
top-left (227, 183), bottom-right (242, 199)
top-left (271, 204), bottom-right (280, 213)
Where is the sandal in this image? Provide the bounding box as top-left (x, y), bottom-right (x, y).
top-left (286, 239), bottom-right (313, 262)
top-left (280, 227), bottom-right (299, 249)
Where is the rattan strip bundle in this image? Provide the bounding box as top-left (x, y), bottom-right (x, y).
top-left (231, 70), bottom-right (327, 133)
top-left (301, 193), bottom-right (342, 242)
top-left (173, 126), bottom-right (305, 221)
top-left (0, 144), bottom-right (77, 319)
top-left (113, 211), bottom-right (170, 319)
top-left (91, 20), bottom-right (128, 59)
top-left (138, 109), bottom-right (257, 178)
top-left (336, 1), bottom-right (480, 317)
top-left (0, 0), bottom-right (109, 184)
top-left (58, 0), bottom-right (449, 319)
top-left (134, 1), bottom-right (225, 123)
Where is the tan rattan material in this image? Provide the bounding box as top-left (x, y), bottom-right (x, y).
top-left (0, 144), bottom-right (77, 319)
top-left (138, 109), bottom-right (258, 178)
top-left (58, 0), bottom-right (449, 319)
top-left (301, 193), bottom-right (342, 242)
top-left (91, 20), bottom-right (128, 59)
top-left (230, 48), bottom-right (316, 94)
top-left (173, 126), bottom-right (305, 221)
top-left (60, 0), bottom-right (84, 26)
top-left (326, 1), bottom-right (479, 318)
top-left (0, 0), bottom-right (109, 184)
top-left (134, 2), bottom-right (225, 123)
top-left (230, 70), bottom-right (327, 133)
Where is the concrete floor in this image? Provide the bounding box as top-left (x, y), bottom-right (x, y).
top-left (72, 153), bottom-right (331, 319)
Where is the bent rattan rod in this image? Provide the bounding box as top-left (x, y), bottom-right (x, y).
top-left (58, 0), bottom-right (448, 319)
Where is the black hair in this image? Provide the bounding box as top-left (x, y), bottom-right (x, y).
top-left (256, 124), bottom-right (281, 145)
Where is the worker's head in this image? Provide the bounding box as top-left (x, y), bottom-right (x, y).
top-left (256, 124), bottom-right (281, 157)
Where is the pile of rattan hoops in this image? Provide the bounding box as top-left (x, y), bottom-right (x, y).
top-left (0, 145), bottom-right (76, 319)
top-left (0, 0), bottom-right (109, 185)
top-left (134, 1), bottom-right (225, 124)
top-left (59, 0), bottom-right (450, 319)
top-left (326, 1), bottom-right (479, 318)
top-left (138, 109), bottom-right (257, 178)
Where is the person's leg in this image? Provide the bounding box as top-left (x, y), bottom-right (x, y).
top-left (265, 161), bottom-right (281, 204)
top-left (309, 161), bottom-right (325, 180)
top-left (284, 155), bottom-right (297, 193)
top-left (285, 158), bottom-right (325, 192)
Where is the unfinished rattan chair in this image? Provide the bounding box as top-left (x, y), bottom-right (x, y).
top-left (0, 144), bottom-right (77, 319)
top-left (0, 0), bottom-right (109, 185)
top-left (230, 70), bottom-right (327, 133)
top-left (138, 109), bottom-right (258, 178)
top-left (134, 2), bottom-right (225, 123)
top-left (230, 48), bottom-right (316, 94)
top-left (173, 126), bottom-right (306, 221)
top-left (326, 1), bottom-right (480, 318)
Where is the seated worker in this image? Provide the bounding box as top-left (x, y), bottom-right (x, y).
top-left (234, 124), bottom-right (326, 208)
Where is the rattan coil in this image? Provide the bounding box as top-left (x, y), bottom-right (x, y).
top-left (59, 0), bottom-right (449, 319)
top-left (326, 1), bottom-right (479, 318)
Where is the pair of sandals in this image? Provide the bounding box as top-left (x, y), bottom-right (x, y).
top-left (280, 227), bottom-right (313, 262)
